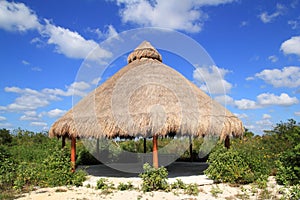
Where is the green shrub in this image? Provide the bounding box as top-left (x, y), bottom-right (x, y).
top-left (0, 146), bottom-right (16, 190)
top-left (184, 183), bottom-right (199, 196)
top-left (117, 182), bottom-right (134, 191)
top-left (139, 163), bottom-right (168, 192)
top-left (40, 147), bottom-right (86, 187)
top-left (275, 121), bottom-right (300, 186)
top-left (205, 146), bottom-right (263, 184)
top-left (96, 178), bottom-right (115, 194)
top-left (0, 129), bottom-right (12, 145)
top-left (276, 145), bottom-right (300, 185)
top-left (170, 179), bottom-right (186, 190)
top-left (287, 185), bottom-right (300, 200)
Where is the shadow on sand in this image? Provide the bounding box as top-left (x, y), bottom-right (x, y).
top-left (79, 162), bottom-right (209, 178)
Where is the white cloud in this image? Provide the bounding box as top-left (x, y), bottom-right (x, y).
top-left (259, 3), bottom-right (285, 23)
top-left (43, 81), bottom-right (91, 97)
top-left (254, 66), bottom-right (300, 88)
top-left (0, 122), bottom-right (13, 128)
top-left (0, 116), bottom-right (6, 121)
top-left (288, 20), bottom-right (299, 30)
top-left (1, 81), bottom-right (91, 112)
top-left (22, 60), bottom-right (30, 65)
top-left (245, 76), bottom-right (255, 81)
top-left (115, 0), bottom-right (235, 33)
top-left (256, 119), bottom-right (273, 126)
top-left (262, 114), bottom-right (271, 119)
top-left (91, 77), bottom-right (101, 85)
top-left (221, 93), bottom-right (298, 110)
top-left (193, 65), bottom-right (232, 94)
top-left (257, 93), bottom-right (299, 106)
top-left (280, 36), bottom-right (300, 57)
top-left (234, 99), bottom-right (258, 110)
top-left (214, 94), bottom-right (234, 105)
top-left (20, 111), bottom-right (42, 121)
top-left (268, 55), bottom-right (278, 63)
top-left (47, 109), bottom-right (67, 118)
top-left (295, 111), bottom-right (300, 116)
top-left (0, 1), bottom-right (41, 32)
top-left (0, 1), bottom-right (113, 62)
top-left (41, 20), bottom-right (112, 61)
top-left (234, 113), bottom-right (248, 119)
top-left (30, 122), bottom-right (47, 127)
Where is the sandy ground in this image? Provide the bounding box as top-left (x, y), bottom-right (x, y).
top-left (17, 176), bottom-right (285, 200)
top-left (17, 163), bottom-right (286, 200)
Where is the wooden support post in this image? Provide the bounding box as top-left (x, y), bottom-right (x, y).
top-left (62, 135), bottom-right (66, 149)
top-left (96, 138), bottom-right (100, 160)
top-left (225, 135), bottom-right (230, 149)
top-left (71, 136), bottom-right (76, 172)
top-left (189, 135), bottom-right (193, 162)
top-left (143, 138), bottom-right (147, 153)
top-left (152, 135), bottom-right (158, 169)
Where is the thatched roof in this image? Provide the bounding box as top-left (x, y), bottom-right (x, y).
top-left (49, 41), bottom-right (244, 139)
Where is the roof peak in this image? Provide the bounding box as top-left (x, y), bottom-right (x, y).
top-left (135, 41), bottom-right (156, 50)
top-left (127, 41), bottom-right (162, 63)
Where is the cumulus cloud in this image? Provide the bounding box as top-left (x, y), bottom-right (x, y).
top-left (256, 118), bottom-right (273, 126)
top-left (295, 111), bottom-right (300, 116)
top-left (0, 116), bottom-right (7, 121)
top-left (216, 93), bottom-right (298, 110)
top-left (257, 93), bottom-right (299, 106)
top-left (0, 1), bottom-right (41, 32)
top-left (1, 81), bottom-right (91, 113)
top-left (253, 66), bottom-right (300, 88)
top-left (234, 99), bottom-right (258, 110)
top-left (0, 1), bottom-right (113, 62)
top-left (259, 3), bottom-right (285, 23)
top-left (262, 114), bottom-right (271, 119)
top-left (280, 36), bottom-right (300, 57)
top-left (30, 122), bottom-right (47, 127)
top-left (234, 113), bottom-right (248, 119)
top-left (43, 81), bottom-right (91, 97)
top-left (20, 111), bottom-right (42, 121)
top-left (268, 55), bottom-right (278, 63)
top-left (288, 20), bottom-right (300, 30)
top-left (41, 20), bottom-right (112, 61)
top-left (193, 65), bottom-right (232, 94)
top-left (87, 25), bottom-right (118, 39)
top-left (46, 109), bottom-right (67, 118)
top-left (0, 122), bottom-right (13, 128)
top-left (114, 0), bottom-right (236, 33)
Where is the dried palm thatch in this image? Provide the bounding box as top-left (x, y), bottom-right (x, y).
top-left (49, 41), bottom-right (244, 140)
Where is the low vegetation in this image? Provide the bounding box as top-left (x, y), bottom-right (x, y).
top-left (0, 129), bottom-right (86, 199)
top-left (0, 118), bottom-right (299, 199)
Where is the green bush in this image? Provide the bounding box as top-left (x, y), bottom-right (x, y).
top-left (139, 163), bottom-right (168, 192)
top-left (184, 183), bottom-right (199, 196)
top-left (276, 144), bottom-right (300, 185)
top-left (0, 146), bottom-right (16, 190)
top-left (40, 147), bottom-right (86, 187)
top-left (117, 182), bottom-right (134, 191)
top-left (0, 129), bottom-right (12, 145)
top-left (288, 185), bottom-right (300, 200)
top-left (205, 147), bottom-right (255, 184)
top-left (275, 120), bottom-right (300, 186)
top-left (96, 178), bottom-right (115, 194)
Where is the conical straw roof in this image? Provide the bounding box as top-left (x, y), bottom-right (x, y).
top-left (49, 41), bottom-right (244, 139)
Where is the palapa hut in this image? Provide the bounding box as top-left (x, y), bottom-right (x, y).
top-left (49, 41), bottom-right (244, 171)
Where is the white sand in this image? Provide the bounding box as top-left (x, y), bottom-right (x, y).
top-left (17, 176), bottom-right (285, 200)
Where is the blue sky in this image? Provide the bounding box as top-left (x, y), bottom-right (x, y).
top-left (0, 0), bottom-right (300, 135)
